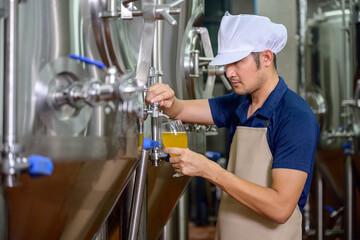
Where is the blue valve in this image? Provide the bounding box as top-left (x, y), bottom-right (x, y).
top-left (143, 138), bottom-right (159, 150)
top-left (28, 155), bottom-right (54, 177)
top-left (324, 205), bottom-right (335, 214)
top-left (69, 54), bottom-right (106, 69)
top-left (342, 142), bottom-right (352, 149)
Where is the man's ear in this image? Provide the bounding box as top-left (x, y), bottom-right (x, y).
top-left (262, 50), bottom-right (274, 68)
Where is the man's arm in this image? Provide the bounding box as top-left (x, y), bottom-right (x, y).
top-left (146, 83), bottom-right (214, 125)
top-left (208, 166), bottom-right (307, 224)
top-left (165, 147), bottom-right (307, 224)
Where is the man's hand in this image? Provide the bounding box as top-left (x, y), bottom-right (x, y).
top-left (146, 83), bottom-right (175, 108)
top-left (164, 147), bottom-right (214, 177)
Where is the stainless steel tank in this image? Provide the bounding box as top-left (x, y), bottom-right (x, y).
top-left (0, 0), bottom-right (214, 239)
top-left (3, 0), bottom-right (144, 239)
top-left (305, 7), bottom-right (352, 149)
top-left (303, 3), bottom-right (359, 240)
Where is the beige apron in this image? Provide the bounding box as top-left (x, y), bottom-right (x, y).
top-left (215, 126), bottom-right (302, 240)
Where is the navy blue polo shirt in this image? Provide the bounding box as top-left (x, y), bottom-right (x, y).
top-left (208, 77), bottom-right (319, 211)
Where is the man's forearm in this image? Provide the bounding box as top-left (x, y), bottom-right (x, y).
top-left (164, 99), bottom-right (214, 125)
top-left (201, 162), bottom-right (306, 224)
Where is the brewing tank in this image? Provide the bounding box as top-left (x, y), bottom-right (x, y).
top-left (306, 8), bottom-right (352, 149)
top-left (3, 0), bottom-right (144, 239)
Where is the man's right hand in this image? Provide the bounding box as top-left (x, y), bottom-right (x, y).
top-left (146, 83), bottom-right (214, 125)
top-left (145, 83), bottom-right (175, 109)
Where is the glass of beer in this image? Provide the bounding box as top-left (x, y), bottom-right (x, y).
top-left (161, 119), bottom-right (188, 177)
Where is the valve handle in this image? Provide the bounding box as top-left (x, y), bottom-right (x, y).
top-left (169, 0), bottom-right (184, 8)
top-left (156, 0), bottom-right (184, 27)
top-left (143, 138), bottom-right (160, 150)
top-left (69, 54), bottom-right (106, 69)
top-left (28, 155), bottom-right (54, 177)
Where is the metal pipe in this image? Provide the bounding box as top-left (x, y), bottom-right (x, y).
top-left (128, 149), bottom-right (149, 240)
top-left (303, 196), bottom-right (311, 237)
top-left (344, 155), bottom-right (355, 240)
top-left (3, 0), bottom-right (18, 148)
top-left (178, 190), bottom-right (189, 240)
top-left (315, 168), bottom-right (324, 240)
top-left (341, 0), bottom-right (351, 107)
top-left (106, 0), bottom-right (116, 12)
top-left (153, 0), bottom-right (164, 83)
top-left (296, 0), bottom-right (307, 97)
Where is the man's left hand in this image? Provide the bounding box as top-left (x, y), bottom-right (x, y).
top-left (164, 147), bottom-right (210, 177)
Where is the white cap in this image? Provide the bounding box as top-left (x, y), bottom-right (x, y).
top-left (209, 12), bottom-right (287, 66)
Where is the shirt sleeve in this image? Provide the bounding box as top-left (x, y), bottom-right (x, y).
top-left (208, 94), bottom-right (243, 128)
top-left (272, 110), bottom-right (320, 173)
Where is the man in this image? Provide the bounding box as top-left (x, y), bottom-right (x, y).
top-left (146, 12), bottom-right (319, 239)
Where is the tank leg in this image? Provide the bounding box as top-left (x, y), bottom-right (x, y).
top-left (315, 167), bottom-right (324, 240)
top-left (128, 149), bottom-right (149, 240)
top-left (344, 155), bottom-right (355, 240)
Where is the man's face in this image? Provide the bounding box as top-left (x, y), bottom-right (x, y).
top-left (224, 54), bottom-right (263, 96)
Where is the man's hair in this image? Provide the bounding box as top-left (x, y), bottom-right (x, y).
top-left (251, 52), bottom-right (277, 70)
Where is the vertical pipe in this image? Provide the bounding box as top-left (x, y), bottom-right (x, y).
top-left (106, 0), bottom-right (116, 12)
top-left (303, 196), bottom-right (311, 237)
top-left (0, 3), bottom-right (7, 239)
top-left (3, 0), bottom-right (17, 148)
top-left (119, 172), bottom-right (136, 240)
top-left (153, 0), bottom-right (164, 83)
top-left (178, 190), bottom-right (189, 240)
top-left (315, 169), bottom-right (324, 240)
top-left (297, 0), bottom-right (307, 97)
top-left (341, 0), bottom-right (351, 101)
top-left (344, 155), bottom-right (355, 240)
top-left (128, 150), bottom-right (149, 240)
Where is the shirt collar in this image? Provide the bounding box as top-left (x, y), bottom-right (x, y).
top-left (236, 76), bottom-right (288, 123)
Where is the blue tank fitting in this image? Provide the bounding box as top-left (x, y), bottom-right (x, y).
top-left (28, 155), bottom-right (54, 177)
top-left (342, 142), bottom-right (352, 149)
top-left (324, 205), bottom-right (334, 214)
top-left (143, 138), bottom-right (159, 150)
top-left (69, 54), bottom-right (106, 69)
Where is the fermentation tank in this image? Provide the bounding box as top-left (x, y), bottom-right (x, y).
top-left (303, 2), bottom-right (360, 239)
top-left (0, 0), bottom-right (216, 239)
top-left (2, 0), bottom-right (144, 239)
top-left (306, 7), bottom-right (352, 148)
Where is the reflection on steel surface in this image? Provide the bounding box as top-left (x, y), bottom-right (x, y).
top-left (6, 157), bottom-right (138, 240)
top-left (147, 163), bottom-right (190, 240)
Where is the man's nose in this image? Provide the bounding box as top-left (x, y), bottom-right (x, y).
top-left (225, 66), bottom-right (236, 79)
